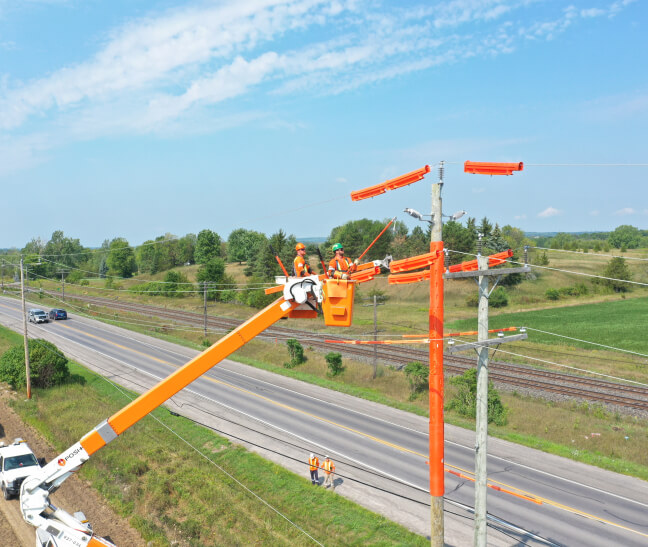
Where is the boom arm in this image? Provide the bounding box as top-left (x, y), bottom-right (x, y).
top-left (20, 276), bottom-right (324, 547)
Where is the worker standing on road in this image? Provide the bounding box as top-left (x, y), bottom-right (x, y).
top-left (322, 455), bottom-right (335, 488)
top-left (327, 243), bottom-right (357, 280)
top-left (308, 453), bottom-right (320, 485)
top-left (293, 243), bottom-right (315, 277)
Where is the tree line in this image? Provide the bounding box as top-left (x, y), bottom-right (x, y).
top-left (0, 220), bottom-right (642, 307)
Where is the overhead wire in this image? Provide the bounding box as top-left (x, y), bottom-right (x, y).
top-left (451, 339), bottom-right (648, 388)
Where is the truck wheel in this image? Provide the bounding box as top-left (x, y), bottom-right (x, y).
top-left (2, 484), bottom-right (11, 500)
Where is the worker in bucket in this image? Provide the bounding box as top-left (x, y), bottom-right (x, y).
top-left (308, 453), bottom-right (320, 485)
top-left (293, 242), bottom-right (315, 277)
top-left (328, 243), bottom-right (357, 280)
top-left (322, 455), bottom-right (336, 488)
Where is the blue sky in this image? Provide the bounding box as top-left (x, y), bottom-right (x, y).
top-left (1, 0), bottom-right (646, 248)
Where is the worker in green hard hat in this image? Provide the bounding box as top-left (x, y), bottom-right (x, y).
top-left (328, 243), bottom-right (355, 280)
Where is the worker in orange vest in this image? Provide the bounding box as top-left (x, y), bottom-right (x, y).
top-left (327, 243), bottom-right (357, 280)
top-left (293, 243), bottom-right (315, 277)
top-left (308, 453), bottom-right (320, 485)
top-left (322, 455), bottom-right (335, 488)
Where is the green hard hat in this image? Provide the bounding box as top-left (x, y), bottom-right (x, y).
top-left (332, 243), bottom-right (343, 252)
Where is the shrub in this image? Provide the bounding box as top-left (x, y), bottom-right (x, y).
top-left (489, 287), bottom-right (508, 308)
top-left (284, 339), bottom-right (306, 368)
top-left (0, 339), bottom-right (70, 390)
top-left (325, 352), bottom-right (344, 377)
top-left (545, 288), bottom-right (560, 301)
top-left (403, 361), bottom-right (428, 400)
top-left (447, 368), bottom-right (508, 426)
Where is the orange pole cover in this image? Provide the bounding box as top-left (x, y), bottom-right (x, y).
top-left (464, 161), bottom-right (523, 175)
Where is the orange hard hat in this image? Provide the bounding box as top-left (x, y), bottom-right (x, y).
top-left (295, 243), bottom-right (306, 251)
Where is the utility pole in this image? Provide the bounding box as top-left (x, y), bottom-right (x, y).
top-left (429, 161), bottom-right (444, 547)
top-left (20, 257), bottom-right (31, 400)
top-left (372, 295), bottom-right (378, 378)
top-left (203, 281), bottom-right (208, 338)
top-left (474, 237), bottom-right (489, 546)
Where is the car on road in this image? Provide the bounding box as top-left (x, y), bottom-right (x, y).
top-left (0, 438), bottom-right (41, 500)
top-left (49, 308), bottom-right (67, 320)
top-left (28, 309), bottom-right (48, 323)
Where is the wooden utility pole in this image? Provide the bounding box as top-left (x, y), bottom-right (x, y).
top-left (20, 257), bottom-right (31, 399)
top-left (372, 295), bottom-right (378, 378)
top-left (474, 250), bottom-right (489, 545)
top-left (203, 281), bottom-right (208, 338)
top-left (429, 162), bottom-right (444, 546)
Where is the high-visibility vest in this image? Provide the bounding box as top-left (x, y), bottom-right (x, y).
top-left (322, 459), bottom-right (335, 474)
top-left (294, 255), bottom-right (313, 277)
top-left (309, 456), bottom-right (319, 471)
top-left (328, 256), bottom-right (350, 279)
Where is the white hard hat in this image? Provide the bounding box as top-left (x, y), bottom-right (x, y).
top-left (325, 455), bottom-right (329, 459)
top-left (310, 453), bottom-right (314, 459)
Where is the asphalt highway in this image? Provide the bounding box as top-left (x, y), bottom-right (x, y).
top-left (1, 295), bottom-right (647, 546)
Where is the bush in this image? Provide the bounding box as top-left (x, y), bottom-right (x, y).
top-left (447, 368), bottom-right (508, 426)
top-left (325, 352), bottom-right (344, 377)
top-left (545, 288), bottom-right (560, 301)
top-left (0, 339), bottom-right (70, 390)
top-left (284, 339), bottom-right (306, 368)
top-left (489, 287), bottom-right (508, 308)
top-left (404, 361), bottom-right (428, 400)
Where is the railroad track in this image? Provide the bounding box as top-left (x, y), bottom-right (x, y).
top-left (15, 289), bottom-right (648, 413)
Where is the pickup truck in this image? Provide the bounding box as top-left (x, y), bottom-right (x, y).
top-left (0, 438), bottom-right (41, 500)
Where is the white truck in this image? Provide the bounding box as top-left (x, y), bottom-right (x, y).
top-left (0, 438), bottom-right (41, 500)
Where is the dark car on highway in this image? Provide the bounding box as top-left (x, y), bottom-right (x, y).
top-left (48, 309), bottom-right (68, 320)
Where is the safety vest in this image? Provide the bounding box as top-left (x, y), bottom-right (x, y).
top-left (322, 459), bottom-right (335, 474)
top-left (294, 255), bottom-right (313, 277)
top-left (309, 456), bottom-right (319, 471)
top-left (328, 256), bottom-right (350, 279)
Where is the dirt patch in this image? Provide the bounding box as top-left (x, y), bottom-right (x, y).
top-left (0, 388), bottom-right (145, 547)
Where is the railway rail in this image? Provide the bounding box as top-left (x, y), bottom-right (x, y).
top-left (11, 288), bottom-right (648, 413)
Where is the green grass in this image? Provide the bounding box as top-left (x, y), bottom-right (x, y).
top-left (447, 296), bottom-right (648, 353)
top-left (7, 358), bottom-right (427, 546)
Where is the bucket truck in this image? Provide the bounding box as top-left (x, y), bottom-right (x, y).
top-left (17, 273), bottom-right (373, 546)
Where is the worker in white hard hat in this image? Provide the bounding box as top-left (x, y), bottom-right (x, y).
top-left (308, 453), bottom-right (320, 485)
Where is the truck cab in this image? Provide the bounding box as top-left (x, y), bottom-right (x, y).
top-left (0, 438), bottom-right (40, 500)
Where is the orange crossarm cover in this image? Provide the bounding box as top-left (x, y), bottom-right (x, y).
top-left (464, 161), bottom-right (523, 175)
top-left (448, 250), bottom-right (512, 273)
top-left (389, 250), bottom-right (442, 273)
top-left (350, 265), bottom-right (380, 283)
top-left (388, 270), bottom-right (431, 285)
top-left (351, 165), bottom-right (430, 201)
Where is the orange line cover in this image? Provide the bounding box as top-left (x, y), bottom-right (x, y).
top-left (464, 161), bottom-right (523, 175)
top-left (350, 165), bottom-right (430, 201)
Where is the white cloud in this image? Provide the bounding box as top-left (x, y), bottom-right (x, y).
top-left (0, 0), bottom-right (638, 171)
top-left (538, 206), bottom-right (561, 218)
top-left (590, 210), bottom-right (600, 216)
top-left (514, 214), bottom-right (526, 220)
top-left (615, 207), bottom-right (636, 215)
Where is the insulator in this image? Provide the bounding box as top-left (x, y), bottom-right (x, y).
top-left (438, 161), bottom-right (445, 184)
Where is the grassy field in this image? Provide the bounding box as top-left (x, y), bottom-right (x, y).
top-left (3, 246), bottom-right (648, 486)
top-left (4, 354), bottom-right (427, 546)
